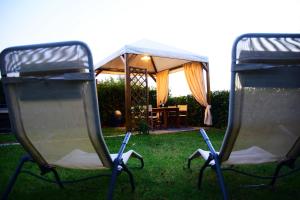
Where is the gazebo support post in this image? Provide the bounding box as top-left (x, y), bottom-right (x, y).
top-left (124, 53), bottom-right (132, 131)
top-left (205, 63), bottom-right (211, 104)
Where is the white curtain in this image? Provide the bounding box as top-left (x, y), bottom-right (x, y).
top-left (184, 62), bottom-right (212, 125)
top-left (156, 70), bottom-right (169, 107)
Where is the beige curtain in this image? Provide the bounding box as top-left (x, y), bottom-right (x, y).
top-left (156, 70), bottom-right (169, 107)
top-left (184, 62), bottom-right (212, 125)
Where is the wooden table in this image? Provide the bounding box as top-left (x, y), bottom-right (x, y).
top-left (152, 107), bottom-right (179, 128)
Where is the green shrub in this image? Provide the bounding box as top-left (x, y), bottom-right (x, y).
top-left (138, 120), bottom-right (150, 135)
top-left (149, 89), bottom-right (157, 107)
top-left (97, 77), bottom-right (125, 126)
top-left (210, 90), bottom-right (229, 128)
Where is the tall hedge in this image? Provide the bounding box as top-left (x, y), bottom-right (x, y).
top-left (210, 90), bottom-right (229, 128)
top-left (97, 77), bottom-right (125, 126)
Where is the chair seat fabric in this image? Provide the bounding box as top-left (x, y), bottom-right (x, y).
top-left (149, 116), bottom-right (158, 119)
top-left (53, 149), bottom-right (139, 170)
top-left (192, 146), bottom-right (279, 166)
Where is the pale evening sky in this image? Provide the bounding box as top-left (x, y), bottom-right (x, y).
top-left (0, 0), bottom-right (299, 96)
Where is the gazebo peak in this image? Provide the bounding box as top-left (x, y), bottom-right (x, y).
top-left (125, 39), bottom-right (194, 55)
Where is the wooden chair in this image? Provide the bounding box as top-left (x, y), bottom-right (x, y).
top-left (178, 105), bottom-right (188, 126)
top-left (148, 105), bottom-right (160, 130)
top-left (166, 106), bottom-right (178, 127)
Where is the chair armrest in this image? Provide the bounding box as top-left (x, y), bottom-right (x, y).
top-left (114, 132), bottom-right (132, 165)
top-left (199, 128), bottom-right (218, 158)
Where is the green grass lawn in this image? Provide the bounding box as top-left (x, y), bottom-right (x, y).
top-left (1, 128), bottom-right (300, 200)
top-left (0, 133), bottom-right (17, 143)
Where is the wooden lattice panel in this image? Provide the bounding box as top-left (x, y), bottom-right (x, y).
top-left (129, 67), bottom-right (148, 129)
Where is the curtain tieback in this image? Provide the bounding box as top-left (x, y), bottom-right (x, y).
top-left (204, 105), bottom-right (212, 125)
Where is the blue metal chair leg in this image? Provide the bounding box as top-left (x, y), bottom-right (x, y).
top-left (121, 163), bottom-right (135, 192)
top-left (199, 129), bottom-right (228, 200)
top-left (213, 158), bottom-right (228, 200)
top-left (198, 156), bottom-right (213, 189)
top-left (107, 164), bottom-right (120, 200)
top-left (1, 155), bottom-right (31, 200)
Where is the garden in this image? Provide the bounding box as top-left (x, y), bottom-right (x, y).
top-left (1, 78), bottom-right (300, 199)
top-left (1, 128), bottom-right (300, 200)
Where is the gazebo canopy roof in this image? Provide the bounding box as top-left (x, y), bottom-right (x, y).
top-left (95, 39), bottom-right (208, 74)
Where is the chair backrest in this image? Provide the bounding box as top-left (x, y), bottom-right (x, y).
top-left (0, 41), bottom-right (113, 169)
top-left (148, 104), bottom-right (153, 112)
top-left (220, 34), bottom-right (300, 163)
top-left (178, 105), bottom-right (187, 113)
top-left (148, 105), bottom-right (159, 118)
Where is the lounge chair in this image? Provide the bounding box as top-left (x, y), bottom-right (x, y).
top-left (187, 33), bottom-right (300, 199)
top-left (0, 41), bottom-right (144, 200)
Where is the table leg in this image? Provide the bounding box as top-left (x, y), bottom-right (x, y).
top-left (175, 110), bottom-right (179, 128)
top-left (163, 110), bottom-right (168, 128)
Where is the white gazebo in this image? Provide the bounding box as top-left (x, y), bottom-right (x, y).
top-left (95, 39), bottom-right (212, 130)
